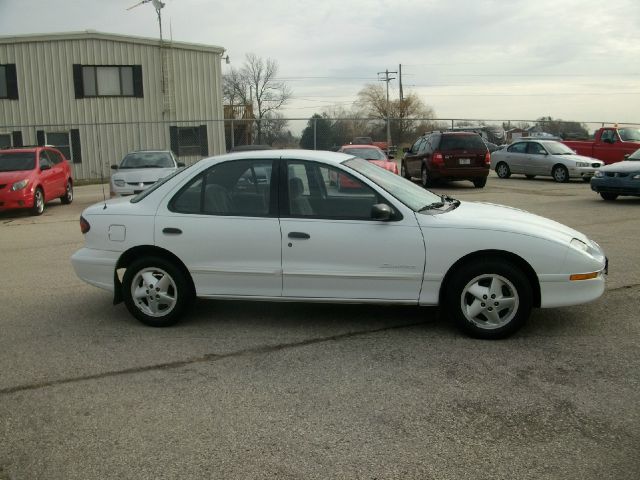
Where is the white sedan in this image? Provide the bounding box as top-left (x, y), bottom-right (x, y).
top-left (72, 149), bottom-right (607, 339)
top-left (110, 150), bottom-right (183, 197)
top-left (491, 140), bottom-right (604, 182)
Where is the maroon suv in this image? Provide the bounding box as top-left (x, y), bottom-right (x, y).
top-left (401, 131), bottom-right (490, 188)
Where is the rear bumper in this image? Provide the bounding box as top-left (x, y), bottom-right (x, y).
top-left (431, 166), bottom-right (489, 180)
top-left (71, 248), bottom-right (120, 292)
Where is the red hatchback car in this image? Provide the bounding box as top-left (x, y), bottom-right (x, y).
top-left (0, 146), bottom-right (74, 215)
top-left (334, 144), bottom-right (398, 189)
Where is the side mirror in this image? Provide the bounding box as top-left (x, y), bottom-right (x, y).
top-left (371, 203), bottom-right (393, 221)
top-left (110, 164), bottom-right (118, 170)
top-left (177, 162), bottom-right (185, 167)
top-left (624, 154), bottom-right (630, 159)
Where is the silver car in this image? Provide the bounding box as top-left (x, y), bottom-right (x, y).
top-left (110, 150), bottom-right (183, 197)
top-left (491, 140), bottom-right (604, 183)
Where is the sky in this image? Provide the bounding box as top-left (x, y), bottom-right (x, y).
top-left (1, 0), bottom-right (639, 129)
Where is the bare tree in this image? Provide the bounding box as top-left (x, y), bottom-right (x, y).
top-left (222, 54), bottom-right (292, 144)
top-left (356, 84), bottom-right (437, 145)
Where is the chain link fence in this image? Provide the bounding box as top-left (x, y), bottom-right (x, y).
top-left (2, 118), bottom-right (638, 180)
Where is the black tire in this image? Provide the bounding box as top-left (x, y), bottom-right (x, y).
top-left (60, 180), bottom-right (73, 204)
top-left (122, 256), bottom-right (192, 327)
top-left (472, 177), bottom-right (487, 188)
top-left (401, 161), bottom-right (411, 180)
top-left (31, 187), bottom-right (45, 216)
top-left (495, 162), bottom-right (511, 179)
top-left (525, 174), bottom-right (535, 179)
top-left (552, 164), bottom-right (569, 183)
top-left (600, 192), bottom-right (618, 201)
top-left (444, 259), bottom-right (532, 339)
top-left (420, 164), bottom-right (432, 188)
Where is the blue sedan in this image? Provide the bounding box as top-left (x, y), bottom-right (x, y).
top-left (591, 148), bottom-right (640, 201)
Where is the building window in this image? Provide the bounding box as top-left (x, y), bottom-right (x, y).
top-left (0, 133), bottom-right (11, 149)
top-left (170, 125), bottom-right (209, 157)
top-left (1, 64), bottom-right (19, 99)
top-left (46, 132), bottom-right (71, 160)
top-left (36, 129), bottom-right (82, 163)
top-left (73, 65), bottom-right (143, 98)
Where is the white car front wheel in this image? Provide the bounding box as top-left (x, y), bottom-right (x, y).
top-left (445, 259), bottom-right (532, 339)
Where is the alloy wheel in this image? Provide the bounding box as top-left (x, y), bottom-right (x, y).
top-left (460, 274), bottom-right (519, 330)
top-left (130, 267), bottom-right (178, 317)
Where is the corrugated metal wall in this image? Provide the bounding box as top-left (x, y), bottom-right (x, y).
top-left (0, 33), bottom-right (225, 180)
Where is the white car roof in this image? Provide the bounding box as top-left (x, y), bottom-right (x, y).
top-left (199, 149), bottom-right (354, 167)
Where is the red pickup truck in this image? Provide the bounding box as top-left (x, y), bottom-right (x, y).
top-left (562, 127), bottom-right (640, 164)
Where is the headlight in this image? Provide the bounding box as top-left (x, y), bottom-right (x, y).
top-left (632, 174), bottom-right (640, 180)
top-left (570, 238), bottom-right (589, 253)
top-left (575, 162), bottom-right (590, 167)
top-left (113, 179), bottom-right (125, 187)
top-left (594, 171), bottom-right (604, 178)
top-left (11, 179), bottom-right (29, 191)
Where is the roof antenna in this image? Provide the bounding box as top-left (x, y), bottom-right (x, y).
top-left (92, 113), bottom-right (107, 209)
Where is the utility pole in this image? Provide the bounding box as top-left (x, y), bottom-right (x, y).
top-left (378, 69), bottom-right (397, 152)
top-left (399, 64), bottom-right (403, 102)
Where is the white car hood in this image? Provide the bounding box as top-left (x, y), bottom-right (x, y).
top-left (559, 153), bottom-right (602, 165)
top-left (112, 167), bottom-right (176, 183)
top-left (419, 201), bottom-right (588, 245)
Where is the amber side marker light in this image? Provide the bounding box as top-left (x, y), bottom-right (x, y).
top-left (570, 272), bottom-right (599, 281)
top-left (80, 215), bottom-right (91, 234)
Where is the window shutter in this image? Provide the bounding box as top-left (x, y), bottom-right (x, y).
top-left (6, 64), bottom-right (18, 99)
top-left (70, 129), bottom-right (82, 164)
top-left (199, 125), bottom-right (209, 156)
top-left (12, 131), bottom-right (23, 147)
top-left (170, 126), bottom-right (179, 156)
top-left (36, 130), bottom-right (45, 146)
top-left (133, 65), bottom-right (144, 98)
top-left (72, 64), bottom-right (84, 99)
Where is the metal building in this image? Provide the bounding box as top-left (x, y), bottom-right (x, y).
top-left (0, 31), bottom-right (226, 180)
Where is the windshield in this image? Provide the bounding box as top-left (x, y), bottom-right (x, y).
top-left (0, 152), bottom-right (36, 171)
top-left (344, 157), bottom-right (442, 211)
top-left (120, 152), bottom-right (175, 169)
top-left (618, 128), bottom-right (640, 142)
top-left (545, 142), bottom-right (575, 155)
top-left (343, 147), bottom-right (386, 161)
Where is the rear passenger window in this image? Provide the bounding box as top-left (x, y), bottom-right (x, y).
top-left (508, 142), bottom-right (528, 154)
top-left (170, 160), bottom-right (273, 217)
top-left (440, 135), bottom-right (486, 150)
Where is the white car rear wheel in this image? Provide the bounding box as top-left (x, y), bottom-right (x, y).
top-left (122, 257), bottom-right (191, 327)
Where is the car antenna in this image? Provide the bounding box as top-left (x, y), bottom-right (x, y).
top-left (93, 114), bottom-right (107, 209)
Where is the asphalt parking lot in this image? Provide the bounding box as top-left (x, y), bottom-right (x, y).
top-left (1, 174), bottom-right (639, 480)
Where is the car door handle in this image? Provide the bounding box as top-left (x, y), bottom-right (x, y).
top-left (288, 232), bottom-right (310, 239)
top-left (162, 227), bottom-right (182, 235)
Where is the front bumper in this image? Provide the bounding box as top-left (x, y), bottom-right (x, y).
top-left (569, 165), bottom-right (601, 179)
top-left (0, 188), bottom-right (35, 211)
top-left (590, 177), bottom-right (640, 196)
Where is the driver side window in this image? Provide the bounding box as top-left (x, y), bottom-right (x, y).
top-left (286, 160), bottom-right (382, 220)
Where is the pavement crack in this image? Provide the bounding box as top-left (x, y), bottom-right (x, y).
top-left (0, 321), bottom-right (428, 397)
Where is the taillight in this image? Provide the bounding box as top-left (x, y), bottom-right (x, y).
top-left (484, 151), bottom-right (491, 166)
top-left (80, 215), bottom-right (91, 234)
top-left (432, 152), bottom-right (444, 167)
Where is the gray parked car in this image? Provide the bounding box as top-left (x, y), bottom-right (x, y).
top-left (491, 140), bottom-right (603, 183)
top-left (110, 150), bottom-right (183, 197)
